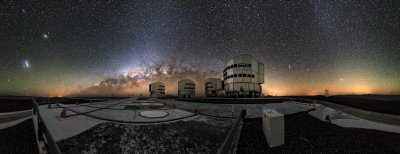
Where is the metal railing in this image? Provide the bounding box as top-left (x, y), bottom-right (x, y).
top-left (32, 99), bottom-right (62, 154)
top-left (218, 109), bottom-right (246, 154)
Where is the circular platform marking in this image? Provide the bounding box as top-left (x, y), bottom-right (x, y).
top-left (139, 111), bottom-right (169, 118)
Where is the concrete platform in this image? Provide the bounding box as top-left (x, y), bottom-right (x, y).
top-left (38, 105), bottom-right (100, 141)
top-left (38, 98), bottom-right (197, 141)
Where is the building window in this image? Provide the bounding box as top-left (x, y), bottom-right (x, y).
top-left (234, 64), bottom-right (237, 67)
top-left (252, 74), bottom-right (255, 78)
top-left (234, 74), bottom-right (237, 77)
top-left (238, 74), bottom-right (242, 77)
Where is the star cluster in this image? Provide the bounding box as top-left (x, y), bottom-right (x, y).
top-left (1, 1), bottom-right (399, 97)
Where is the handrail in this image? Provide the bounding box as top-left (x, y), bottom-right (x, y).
top-left (217, 109), bottom-right (246, 154)
top-left (32, 99), bottom-right (62, 154)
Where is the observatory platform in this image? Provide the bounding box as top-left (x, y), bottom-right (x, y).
top-left (38, 98), bottom-right (195, 141)
top-left (29, 97), bottom-right (400, 153)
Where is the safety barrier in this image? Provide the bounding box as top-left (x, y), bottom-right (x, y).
top-left (217, 109), bottom-right (246, 154)
top-left (32, 99), bottom-right (62, 154)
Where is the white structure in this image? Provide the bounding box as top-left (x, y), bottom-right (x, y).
top-left (178, 79), bottom-right (196, 98)
top-left (149, 82), bottom-right (166, 98)
top-left (205, 78), bottom-right (224, 97)
top-left (223, 54), bottom-right (264, 97)
top-left (325, 90), bottom-right (329, 97)
top-left (262, 109), bottom-right (284, 148)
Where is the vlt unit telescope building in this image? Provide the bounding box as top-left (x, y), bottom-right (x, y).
top-left (178, 79), bottom-right (196, 98)
top-left (149, 82), bottom-right (166, 98)
top-left (223, 54), bottom-right (264, 97)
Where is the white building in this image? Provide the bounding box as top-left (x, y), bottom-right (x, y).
top-left (178, 79), bottom-right (196, 98)
top-left (223, 54), bottom-right (264, 97)
top-left (149, 82), bottom-right (166, 98)
top-left (205, 78), bottom-right (224, 97)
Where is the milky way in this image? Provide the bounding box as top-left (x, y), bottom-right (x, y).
top-left (1, 1), bottom-right (399, 97)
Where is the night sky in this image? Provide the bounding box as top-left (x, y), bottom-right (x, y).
top-left (1, 1), bottom-right (399, 97)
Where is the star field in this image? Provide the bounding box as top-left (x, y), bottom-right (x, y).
top-left (1, 1), bottom-right (399, 97)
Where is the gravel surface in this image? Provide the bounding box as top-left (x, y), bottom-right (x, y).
top-left (237, 112), bottom-right (400, 153)
top-left (58, 116), bottom-right (232, 153)
top-left (0, 119), bottom-right (39, 154)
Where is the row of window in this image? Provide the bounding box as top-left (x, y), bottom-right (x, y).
top-left (159, 85), bottom-right (165, 87)
top-left (184, 87), bottom-right (195, 89)
top-left (224, 74), bottom-right (255, 80)
top-left (223, 63), bottom-right (252, 72)
top-left (205, 82), bottom-right (211, 85)
top-left (205, 86), bottom-right (214, 89)
top-left (185, 83), bottom-right (195, 85)
top-left (157, 89), bottom-right (165, 91)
